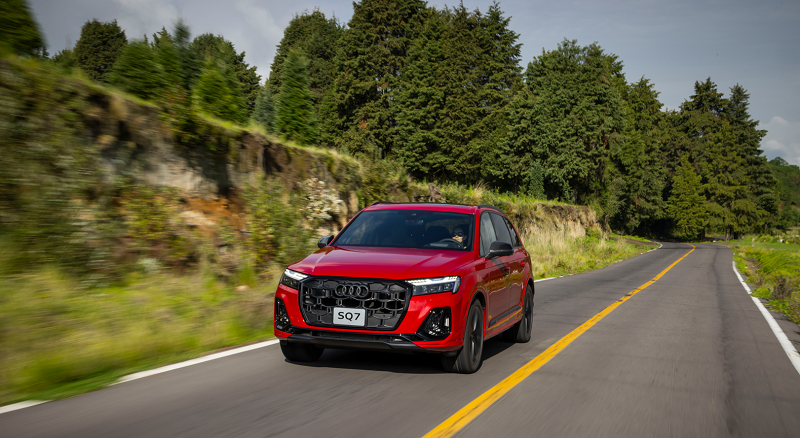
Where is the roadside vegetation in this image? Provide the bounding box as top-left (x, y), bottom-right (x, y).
top-left (728, 232), bottom-right (800, 324)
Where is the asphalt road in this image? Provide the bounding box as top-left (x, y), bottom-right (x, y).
top-left (3, 242), bottom-right (799, 437)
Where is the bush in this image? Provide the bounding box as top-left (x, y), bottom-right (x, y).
top-left (244, 177), bottom-right (316, 270)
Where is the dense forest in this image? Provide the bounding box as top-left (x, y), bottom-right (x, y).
top-left (2, 0), bottom-right (799, 239)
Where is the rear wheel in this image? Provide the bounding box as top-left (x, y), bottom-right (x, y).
top-left (441, 301), bottom-right (484, 374)
top-left (280, 341), bottom-right (324, 362)
top-left (502, 288), bottom-right (533, 343)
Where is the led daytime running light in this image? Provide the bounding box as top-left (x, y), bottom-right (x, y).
top-left (283, 269), bottom-right (308, 281)
top-left (408, 276), bottom-right (461, 296)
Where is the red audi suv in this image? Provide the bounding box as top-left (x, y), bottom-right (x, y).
top-left (273, 203), bottom-right (534, 373)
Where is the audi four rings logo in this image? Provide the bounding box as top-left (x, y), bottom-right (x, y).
top-left (335, 284), bottom-right (370, 298)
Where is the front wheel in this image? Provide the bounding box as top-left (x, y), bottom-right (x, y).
top-left (280, 341), bottom-right (324, 362)
top-left (441, 301), bottom-right (484, 374)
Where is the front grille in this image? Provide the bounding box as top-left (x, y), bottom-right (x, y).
top-left (299, 277), bottom-right (411, 330)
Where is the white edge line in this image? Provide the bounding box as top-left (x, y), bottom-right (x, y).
top-left (1, 339), bottom-right (281, 415)
top-left (0, 400), bottom-right (48, 415)
top-left (114, 339), bottom-right (280, 384)
top-left (732, 261), bottom-right (800, 375)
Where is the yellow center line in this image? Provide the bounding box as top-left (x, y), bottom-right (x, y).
top-left (423, 243), bottom-right (696, 438)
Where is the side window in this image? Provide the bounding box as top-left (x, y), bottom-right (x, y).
top-left (503, 216), bottom-right (522, 247)
top-left (479, 213), bottom-right (497, 257)
top-left (490, 213), bottom-right (512, 246)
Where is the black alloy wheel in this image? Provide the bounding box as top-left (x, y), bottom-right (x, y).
top-left (280, 341), bottom-right (324, 362)
top-left (503, 288), bottom-right (533, 343)
top-left (441, 301), bottom-right (484, 374)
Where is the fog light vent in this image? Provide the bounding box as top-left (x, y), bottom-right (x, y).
top-left (417, 307), bottom-right (451, 340)
top-left (275, 299), bottom-right (292, 333)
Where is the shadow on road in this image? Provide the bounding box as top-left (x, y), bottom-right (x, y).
top-left (287, 337), bottom-right (516, 374)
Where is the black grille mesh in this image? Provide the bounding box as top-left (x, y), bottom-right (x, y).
top-left (299, 278), bottom-right (410, 330)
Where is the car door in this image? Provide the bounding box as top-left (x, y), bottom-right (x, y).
top-left (488, 212), bottom-right (519, 314)
top-left (478, 212), bottom-right (509, 325)
top-left (494, 214), bottom-right (526, 311)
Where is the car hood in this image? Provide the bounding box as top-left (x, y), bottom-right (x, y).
top-left (288, 246), bottom-right (474, 280)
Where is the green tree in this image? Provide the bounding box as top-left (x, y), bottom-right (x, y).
top-left (276, 50), bottom-right (318, 145)
top-left (107, 40), bottom-right (164, 100)
top-left (192, 33), bottom-right (260, 116)
top-left (52, 47), bottom-right (77, 72)
top-left (393, 3), bottom-right (522, 182)
top-left (322, 0), bottom-right (427, 155)
top-left (268, 10), bottom-right (343, 111)
top-left (770, 157), bottom-right (800, 208)
top-left (74, 19), bottom-right (127, 82)
top-left (394, 6), bottom-right (482, 179)
top-left (725, 84), bottom-right (779, 231)
top-left (528, 161), bottom-right (545, 199)
top-left (0, 0), bottom-right (45, 56)
top-left (498, 40), bottom-right (627, 201)
top-left (252, 86), bottom-right (276, 134)
top-left (604, 77), bottom-right (666, 234)
top-left (192, 58), bottom-right (247, 124)
top-left (677, 78), bottom-right (758, 239)
top-left (667, 156), bottom-right (708, 240)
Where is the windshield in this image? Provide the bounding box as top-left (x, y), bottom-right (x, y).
top-left (333, 210), bottom-right (475, 250)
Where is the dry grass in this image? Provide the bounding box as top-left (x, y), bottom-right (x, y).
top-left (522, 225), bottom-right (647, 279)
top-left (0, 263), bottom-right (281, 406)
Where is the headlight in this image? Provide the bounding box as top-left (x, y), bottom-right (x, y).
top-left (408, 276), bottom-right (461, 296)
top-left (280, 269), bottom-right (308, 290)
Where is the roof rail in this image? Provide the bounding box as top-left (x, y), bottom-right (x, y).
top-left (477, 204), bottom-right (505, 214)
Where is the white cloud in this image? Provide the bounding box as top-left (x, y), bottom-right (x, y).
top-left (761, 116), bottom-right (800, 166)
top-left (112, 0), bottom-right (179, 40)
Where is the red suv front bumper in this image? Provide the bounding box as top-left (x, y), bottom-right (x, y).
top-left (274, 284), bottom-right (466, 353)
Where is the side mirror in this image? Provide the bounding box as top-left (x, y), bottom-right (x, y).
top-left (486, 241), bottom-right (513, 259)
top-left (317, 235), bottom-right (334, 249)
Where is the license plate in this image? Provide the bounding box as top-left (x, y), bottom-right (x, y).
top-left (333, 308), bottom-right (365, 326)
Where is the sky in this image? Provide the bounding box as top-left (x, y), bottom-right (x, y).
top-left (29, 0), bottom-right (800, 165)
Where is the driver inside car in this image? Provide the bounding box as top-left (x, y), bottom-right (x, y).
top-left (451, 226), bottom-right (468, 247)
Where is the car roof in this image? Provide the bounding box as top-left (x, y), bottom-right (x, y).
top-left (364, 202), bottom-right (504, 215)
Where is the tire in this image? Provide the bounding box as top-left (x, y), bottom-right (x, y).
top-left (502, 288), bottom-right (533, 343)
top-left (441, 300), bottom-right (484, 374)
top-left (280, 341), bottom-right (324, 362)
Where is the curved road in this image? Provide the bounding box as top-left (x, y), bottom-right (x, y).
top-left (3, 243), bottom-right (800, 437)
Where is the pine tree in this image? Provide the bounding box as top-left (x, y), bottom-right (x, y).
top-left (107, 40), bottom-right (164, 100)
top-left (74, 19), bottom-right (127, 82)
top-left (151, 27), bottom-right (181, 87)
top-left (276, 50), bottom-right (318, 145)
top-left (268, 10), bottom-right (343, 110)
top-left (322, 0), bottom-right (427, 155)
top-left (677, 78), bottom-right (758, 239)
top-left (604, 77), bottom-right (666, 234)
top-left (192, 34), bottom-right (260, 116)
top-left (725, 84), bottom-right (779, 231)
top-left (192, 58), bottom-right (247, 124)
top-left (528, 161), bottom-right (545, 199)
top-left (498, 40), bottom-right (627, 201)
top-left (252, 86), bottom-right (276, 134)
top-left (667, 156), bottom-right (708, 240)
top-left (52, 47), bottom-right (77, 72)
top-left (173, 19), bottom-right (201, 91)
top-left (394, 6), bottom-right (483, 179)
top-left (0, 0), bottom-right (45, 56)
